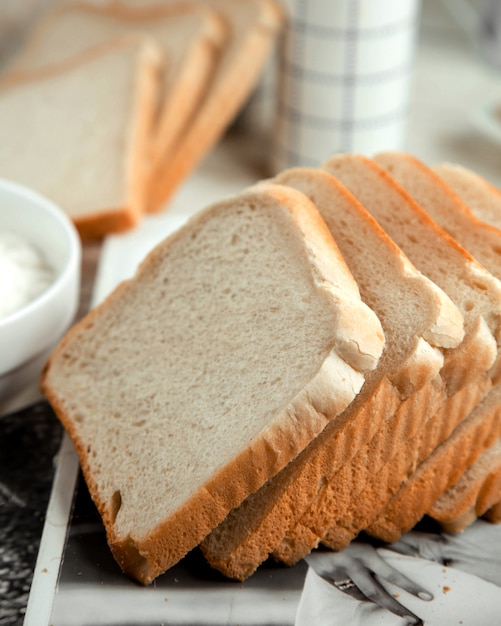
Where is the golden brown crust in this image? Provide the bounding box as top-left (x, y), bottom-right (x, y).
top-left (428, 439), bottom-right (501, 531)
top-left (147, 0), bottom-right (284, 212)
top-left (365, 383), bottom-right (501, 542)
top-left (0, 36), bottom-right (163, 241)
top-left (201, 377), bottom-right (402, 580)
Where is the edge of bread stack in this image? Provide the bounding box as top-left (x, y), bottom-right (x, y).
top-left (41, 150), bottom-right (501, 585)
top-left (0, 0), bottom-right (283, 240)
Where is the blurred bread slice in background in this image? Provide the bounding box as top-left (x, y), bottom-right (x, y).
top-left (0, 37), bottom-right (163, 239)
top-left (6, 2), bottom-right (228, 181)
top-left (147, 0), bottom-right (284, 212)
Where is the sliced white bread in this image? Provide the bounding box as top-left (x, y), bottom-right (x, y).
top-left (321, 154), bottom-right (501, 544)
top-left (433, 162), bottom-right (501, 230)
top-left (371, 152), bottom-right (501, 531)
top-left (41, 183), bottom-right (384, 584)
top-left (0, 37), bottom-right (163, 240)
top-left (300, 153), bottom-right (501, 549)
top-left (7, 1), bottom-right (227, 194)
top-left (147, 0), bottom-right (284, 212)
top-left (375, 153), bottom-right (501, 376)
top-left (428, 437), bottom-right (501, 533)
top-left (200, 167), bottom-right (464, 580)
top-left (394, 158), bottom-right (501, 533)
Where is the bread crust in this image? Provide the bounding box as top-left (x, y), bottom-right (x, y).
top-left (429, 438), bottom-right (501, 532)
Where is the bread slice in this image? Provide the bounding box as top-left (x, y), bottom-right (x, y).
top-left (200, 167), bottom-right (464, 580)
top-left (147, 0), bottom-right (284, 212)
top-left (0, 37), bottom-right (162, 240)
top-left (7, 1), bottom-right (227, 198)
top-left (375, 154), bottom-right (501, 366)
top-left (433, 162), bottom-right (501, 230)
top-left (428, 437), bottom-right (501, 533)
top-left (41, 183), bottom-right (384, 584)
top-left (321, 154), bottom-right (501, 544)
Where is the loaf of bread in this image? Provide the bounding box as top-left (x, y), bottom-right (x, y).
top-left (350, 153), bottom-right (501, 541)
top-left (252, 153), bottom-right (501, 565)
top-left (419, 160), bottom-right (501, 534)
top-left (318, 154), bottom-right (501, 546)
top-left (8, 1), bottom-right (227, 195)
top-left (41, 183), bottom-right (384, 584)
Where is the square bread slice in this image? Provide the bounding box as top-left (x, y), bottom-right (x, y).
top-left (41, 183), bottom-right (384, 584)
top-left (147, 0), bottom-right (284, 212)
top-left (6, 1), bottom-right (227, 207)
top-left (200, 167), bottom-right (464, 580)
top-left (0, 36), bottom-right (163, 240)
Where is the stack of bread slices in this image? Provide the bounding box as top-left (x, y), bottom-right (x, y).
top-left (41, 149), bottom-right (501, 585)
top-left (0, 0), bottom-right (283, 239)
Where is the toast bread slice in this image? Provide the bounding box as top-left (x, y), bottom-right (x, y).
top-left (41, 183), bottom-right (384, 584)
top-left (268, 157), bottom-right (501, 564)
top-left (0, 37), bottom-right (163, 240)
top-left (200, 167), bottom-right (464, 580)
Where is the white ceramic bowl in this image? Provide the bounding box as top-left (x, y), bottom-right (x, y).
top-left (0, 179), bottom-right (81, 409)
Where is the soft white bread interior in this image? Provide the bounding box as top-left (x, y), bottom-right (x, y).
top-left (41, 183), bottom-right (384, 584)
top-left (0, 36), bottom-right (163, 240)
top-left (200, 167), bottom-right (464, 580)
